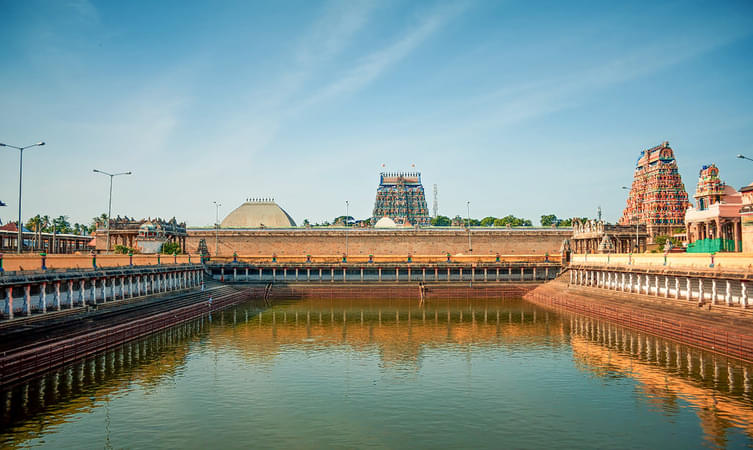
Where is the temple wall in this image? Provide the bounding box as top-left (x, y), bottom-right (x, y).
top-left (185, 228), bottom-right (571, 257)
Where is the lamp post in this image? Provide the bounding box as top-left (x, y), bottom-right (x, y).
top-left (213, 201), bottom-right (221, 256)
top-left (621, 186), bottom-right (640, 252)
top-left (1, 141), bottom-right (45, 253)
top-left (345, 200), bottom-right (349, 257)
top-left (466, 201), bottom-right (472, 253)
top-left (737, 154), bottom-right (753, 163)
top-left (93, 170), bottom-right (132, 253)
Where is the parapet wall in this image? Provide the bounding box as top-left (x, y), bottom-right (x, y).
top-left (186, 228), bottom-right (572, 257)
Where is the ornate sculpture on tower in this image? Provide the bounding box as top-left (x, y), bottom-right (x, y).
top-left (372, 172), bottom-right (430, 226)
top-left (618, 141), bottom-right (690, 239)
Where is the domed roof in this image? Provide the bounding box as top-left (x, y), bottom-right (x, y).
top-left (221, 199), bottom-right (296, 228)
top-left (374, 217), bottom-right (397, 228)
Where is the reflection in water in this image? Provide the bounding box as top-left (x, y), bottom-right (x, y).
top-left (1, 297), bottom-right (752, 448)
top-left (567, 314), bottom-right (753, 448)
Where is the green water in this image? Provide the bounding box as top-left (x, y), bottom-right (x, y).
top-left (1, 297), bottom-right (752, 449)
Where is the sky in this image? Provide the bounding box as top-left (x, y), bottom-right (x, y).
top-left (1, 0), bottom-right (752, 228)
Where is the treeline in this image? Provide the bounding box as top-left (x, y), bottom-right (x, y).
top-left (430, 215), bottom-right (533, 227)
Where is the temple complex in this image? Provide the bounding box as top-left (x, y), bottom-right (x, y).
top-left (94, 216), bottom-right (187, 253)
top-left (569, 219), bottom-right (648, 254)
top-left (619, 141), bottom-right (690, 239)
top-left (372, 172), bottom-right (430, 226)
top-left (685, 165), bottom-right (743, 252)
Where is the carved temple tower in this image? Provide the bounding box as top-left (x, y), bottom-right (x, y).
top-left (618, 141), bottom-right (690, 239)
top-left (372, 172), bottom-right (430, 226)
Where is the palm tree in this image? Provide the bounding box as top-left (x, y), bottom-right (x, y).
top-left (26, 215), bottom-right (42, 250)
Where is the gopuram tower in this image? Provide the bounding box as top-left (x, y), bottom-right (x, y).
top-left (619, 141), bottom-right (690, 239)
top-left (372, 172), bottom-right (430, 226)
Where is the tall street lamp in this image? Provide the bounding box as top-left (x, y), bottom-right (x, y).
top-left (621, 186), bottom-right (640, 252)
top-left (466, 201), bottom-right (472, 253)
top-left (345, 200), bottom-right (349, 257)
top-left (1, 141), bottom-right (45, 253)
top-left (213, 201), bottom-right (221, 256)
top-left (93, 169), bottom-right (132, 253)
top-left (737, 154), bottom-right (753, 163)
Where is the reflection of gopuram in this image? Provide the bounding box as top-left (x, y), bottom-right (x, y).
top-left (568, 314), bottom-right (753, 445)
top-left (372, 172), bottom-right (430, 226)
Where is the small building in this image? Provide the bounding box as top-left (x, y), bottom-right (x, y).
top-left (739, 182), bottom-right (753, 252)
top-left (684, 165), bottom-right (743, 252)
top-left (571, 219), bottom-right (648, 254)
top-left (372, 172), bottom-right (430, 226)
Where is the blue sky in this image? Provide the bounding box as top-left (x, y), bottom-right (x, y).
top-left (1, 0), bottom-right (752, 227)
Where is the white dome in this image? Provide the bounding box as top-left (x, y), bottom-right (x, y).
top-left (374, 217), bottom-right (397, 228)
top-left (221, 200), bottom-right (296, 228)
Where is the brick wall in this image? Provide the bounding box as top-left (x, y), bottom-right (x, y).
top-left (186, 228), bottom-right (571, 256)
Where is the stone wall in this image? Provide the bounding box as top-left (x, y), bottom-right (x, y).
top-left (186, 228), bottom-right (571, 256)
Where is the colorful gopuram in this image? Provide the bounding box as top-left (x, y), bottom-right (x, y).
top-left (372, 172), bottom-right (430, 226)
top-left (685, 164), bottom-right (743, 252)
top-left (619, 141), bottom-right (690, 239)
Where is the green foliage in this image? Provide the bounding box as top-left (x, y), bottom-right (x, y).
top-left (493, 215), bottom-right (532, 227)
top-left (113, 244), bottom-right (135, 254)
top-left (654, 235), bottom-right (681, 249)
top-left (480, 216), bottom-right (496, 227)
top-left (540, 214), bottom-right (559, 226)
top-left (431, 215), bottom-right (451, 226)
top-left (161, 241), bottom-right (182, 254)
top-left (303, 219), bottom-right (310, 226)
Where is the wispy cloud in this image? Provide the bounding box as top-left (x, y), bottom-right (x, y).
top-left (295, 3), bottom-right (468, 112)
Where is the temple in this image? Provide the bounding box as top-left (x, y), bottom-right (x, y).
top-left (618, 141), bottom-right (690, 239)
top-left (372, 172), bottom-right (430, 226)
top-left (685, 164), bottom-right (743, 252)
top-left (95, 216), bottom-right (187, 253)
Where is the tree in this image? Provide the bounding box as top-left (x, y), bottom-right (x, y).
top-left (431, 215), bottom-right (451, 226)
top-left (540, 214), bottom-right (559, 227)
top-left (480, 216), bottom-right (496, 227)
top-left (161, 241), bottom-right (182, 254)
top-left (303, 219), bottom-right (310, 226)
top-left (90, 213), bottom-right (108, 233)
top-left (52, 215), bottom-right (71, 234)
top-left (493, 215), bottom-right (532, 227)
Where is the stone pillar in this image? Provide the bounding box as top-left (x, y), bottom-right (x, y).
top-left (654, 276), bottom-right (659, 296)
top-left (307, 268), bottom-right (311, 281)
top-left (520, 267), bottom-right (524, 282)
top-left (621, 273), bottom-right (626, 292)
top-left (129, 276), bottom-right (134, 297)
top-left (68, 280), bottom-right (74, 307)
top-left (24, 284), bottom-right (31, 316)
top-left (725, 280), bottom-right (731, 306)
top-left (674, 277), bottom-right (679, 299)
top-left (423, 268), bottom-right (427, 282)
top-left (329, 268), bottom-right (334, 283)
top-left (39, 282), bottom-right (47, 313)
top-left (698, 279), bottom-right (704, 305)
top-left (259, 268), bottom-right (263, 280)
top-left (741, 282), bottom-right (748, 308)
top-left (54, 281), bottom-right (61, 310)
top-left (233, 268), bottom-right (237, 281)
top-left (396, 267), bottom-right (400, 283)
top-left (532, 267), bottom-right (536, 282)
top-left (483, 268), bottom-right (487, 282)
top-left (378, 267), bottom-right (382, 282)
top-left (137, 276), bottom-right (142, 296)
top-left (80, 280), bottom-right (87, 305)
top-left (635, 275), bottom-right (640, 294)
top-left (686, 278), bottom-right (691, 301)
top-left (361, 268), bottom-right (364, 282)
top-left (663, 277), bottom-right (669, 298)
top-left (711, 279), bottom-right (718, 305)
top-left (447, 267), bottom-right (451, 283)
top-left (5, 287), bottom-right (14, 320)
top-left (102, 278), bottom-right (108, 303)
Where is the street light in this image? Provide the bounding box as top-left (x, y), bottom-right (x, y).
top-left (466, 201), bottom-right (472, 253)
top-left (621, 186), bottom-right (640, 252)
top-left (1, 141), bottom-right (45, 253)
top-left (93, 169), bottom-right (132, 253)
top-left (213, 201), bottom-right (221, 256)
top-left (345, 200), bottom-right (349, 257)
top-left (737, 154), bottom-right (753, 163)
